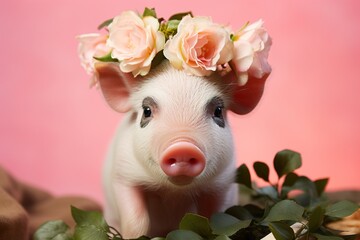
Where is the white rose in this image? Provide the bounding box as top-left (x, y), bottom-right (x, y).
top-left (107, 11), bottom-right (165, 77)
top-left (164, 15), bottom-right (234, 76)
top-left (232, 19), bottom-right (272, 85)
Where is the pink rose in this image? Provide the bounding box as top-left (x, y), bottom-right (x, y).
top-left (77, 33), bottom-right (110, 87)
top-left (163, 15), bottom-right (234, 76)
top-left (231, 19), bottom-right (272, 85)
top-left (107, 11), bottom-right (165, 77)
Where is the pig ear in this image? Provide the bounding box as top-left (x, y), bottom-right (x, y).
top-left (94, 62), bottom-right (136, 113)
top-left (227, 72), bottom-right (269, 115)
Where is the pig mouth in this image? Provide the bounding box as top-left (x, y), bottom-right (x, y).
top-left (168, 176), bottom-right (194, 186)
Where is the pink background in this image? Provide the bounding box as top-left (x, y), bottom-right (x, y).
top-left (1, 0), bottom-right (359, 204)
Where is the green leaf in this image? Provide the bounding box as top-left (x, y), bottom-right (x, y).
top-left (280, 172), bottom-right (299, 198)
top-left (33, 220), bottom-right (72, 240)
top-left (307, 206), bottom-right (325, 231)
top-left (168, 11), bottom-right (193, 21)
top-left (97, 18), bottom-right (113, 30)
top-left (210, 213), bottom-right (251, 236)
top-left (150, 51), bottom-right (166, 71)
top-left (263, 200), bottom-right (304, 223)
top-left (273, 149), bottom-right (302, 179)
top-left (257, 186), bottom-right (279, 201)
top-left (179, 213), bottom-right (212, 238)
top-left (290, 176), bottom-right (319, 206)
top-left (93, 52), bottom-right (118, 63)
top-left (225, 205), bottom-right (253, 220)
top-left (134, 236), bottom-right (151, 240)
top-left (214, 236), bottom-right (231, 240)
top-left (325, 200), bottom-right (359, 218)
top-left (282, 172), bottom-right (299, 188)
top-left (310, 233), bottom-right (343, 240)
top-left (160, 20), bottom-right (180, 40)
top-left (314, 178), bottom-right (329, 196)
top-left (143, 7), bottom-right (157, 18)
top-left (71, 206), bottom-right (109, 240)
top-left (73, 225), bottom-right (109, 240)
top-left (253, 161), bottom-right (270, 182)
top-left (166, 230), bottom-right (203, 240)
top-left (236, 164), bottom-right (252, 189)
top-left (268, 221), bottom-right (295, 240)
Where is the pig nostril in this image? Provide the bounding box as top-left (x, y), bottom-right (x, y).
top-left (168, 158), bottom-right (176, 166)
top-left (189, 158), bottom-right (197, 165)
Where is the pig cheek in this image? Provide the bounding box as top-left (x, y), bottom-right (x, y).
top-left (132, 120), bottom-right (168, 183)
top-left (202, 124), bottom-right (234, 180)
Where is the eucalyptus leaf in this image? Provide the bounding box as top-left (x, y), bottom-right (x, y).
top-left (97, 18), bottom-right (113, 30)
top-left (73, 225), bottom-right (108, 240)
top-left (280, 172), bottom-right (299, 198)
top-left (33, 220), bottom-right (72, 240)
top-left (93, 52), bottom-right (118, 63)
top-left (291, 176), bottom-right (319, 206)
top-left (168, 11), bottom-right (193, 20)
top-left (314, 178), bottom-right (329, 196)
top-left (166, 230), bottom-right (203, 240)
top-left (225, 205), bottom-right (253, 220)
top-left (143, 7), bottom-right (157, 18)
top-left (325, 200), bottom-right (359, 218)
top-left (268, 221), bottom-right (295, 240)
top-left (257, 186), bottom-right (279, 201)
top-left (236, 164), bottom-right (252, 189)
top-left (150, 51), bottom-right (166, 71)
top-left (71, 206), bottom-right (110, 240)
top-left (71, 206), bottom-right (109, 230)
top-left (273, 149), bottom-right (302, 179)
top-left (253, 161), bottom-right (270, 182)
top-left (179, 213), bottom-right (212, 238)
top-left (214, 235), bottom-right (231, 240)
top-left (134, 236), bottom-right (151, 240)
top-left (282, 172), bottom-right (299, 188)
top-left (310, 233), bottom-right (343, 240)
top-left (263, 200), bottom-right (304, 223)
top-left (307, 206), bottom-right (325, 231)
top-left (210, 212), bottom-right (251, 236)
top-left (167, 20), bottom-right (180, 31)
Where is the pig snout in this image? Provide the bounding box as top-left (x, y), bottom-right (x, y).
top-left (160, 141), bottom-right (205, 184)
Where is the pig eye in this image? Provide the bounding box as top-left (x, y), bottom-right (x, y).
top-left (143, 107), bottom-right (152, 118)
top-left (140, 97), bottom-right (157, 128)
top-left (207, 96), bottom-right (225, 128)
top-left (214, 106), bottom-right (223, 118)
top-left (213, 106), bottom-right (225, 128)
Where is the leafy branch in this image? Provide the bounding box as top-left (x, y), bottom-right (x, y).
top-left (34, 149), bottom-right (359, 240)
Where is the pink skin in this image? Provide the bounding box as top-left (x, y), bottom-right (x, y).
top-left (160, 142), bottom-right (205, 185)
top-left (96, 61), bottom-right (268, 238)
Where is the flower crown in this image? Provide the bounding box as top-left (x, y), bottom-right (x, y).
top-left (77, 7), bottom-right (272, 87)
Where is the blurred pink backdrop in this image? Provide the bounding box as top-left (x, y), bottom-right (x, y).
top-left (1, 0), bottom-right (359, 204)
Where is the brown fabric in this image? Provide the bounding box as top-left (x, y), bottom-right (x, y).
top-left (0, 166), bottom-right (101, 240)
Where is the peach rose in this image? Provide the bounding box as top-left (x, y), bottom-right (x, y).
top-left (163, 15), bottom-right (234, 76)
top-left (231, 19), bottom-right (272, 85)
top-left (107, 11), bottom-right (165, 77)
top-left (77, 33), bottom-right (110, 87)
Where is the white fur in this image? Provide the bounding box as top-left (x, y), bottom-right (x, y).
top-left (102, 63), bottom-right (238, 238)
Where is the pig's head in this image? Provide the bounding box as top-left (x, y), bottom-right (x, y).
top-left (95, 61), bottom-right (268, 190)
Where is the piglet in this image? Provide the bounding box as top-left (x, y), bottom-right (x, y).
top-left (96, 61), bottom-right (267, 238)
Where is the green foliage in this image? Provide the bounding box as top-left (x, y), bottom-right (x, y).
top-left (33, 220), bottom-right (73, 240)
top-left (34, 149), bottom-right (359, 240)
